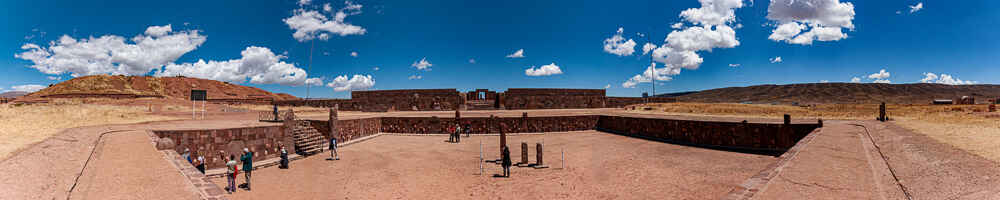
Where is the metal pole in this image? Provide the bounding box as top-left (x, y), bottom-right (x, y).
top-left (306, 40), bottom-right (314, 99)
top-left (479, 139), bottom-right (483, 176)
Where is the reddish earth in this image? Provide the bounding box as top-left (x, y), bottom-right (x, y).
top-left (1, 109), bottom-right (999, 199)
top-left (18, 75), bottom-right (298, 102)
top-left (69, 130), bottom-right (200, 200)
top-left (210, 131), bottom-right (777, 200)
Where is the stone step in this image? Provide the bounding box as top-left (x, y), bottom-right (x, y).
top-left (296, 138), bottom-right (326, 147)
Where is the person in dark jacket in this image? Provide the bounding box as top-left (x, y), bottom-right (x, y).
top-left (501, 145), bottom-right (512, 177)
top-left (279, 145), bottom-right (289, 169)
top-left (240, 148), bottom-right (253, 191)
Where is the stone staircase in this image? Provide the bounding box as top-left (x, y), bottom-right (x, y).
top-left (291, 120), bottom-right (328, 155)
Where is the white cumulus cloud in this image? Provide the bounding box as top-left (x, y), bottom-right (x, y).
top-left (350, 51), bottom-right (358, 57)
top-left (729, 63), bottom-right (740, 67)
top-left (505, 49), bottom-right (524, 58)
top-left (326, 74), bottom-right (374, 92)
top-left (298, 0), bottom-right (311, 6)
top-left (629, 0), bottom-right (744, 88)
top-left (411, 57), bottom-right (432, 70)
top-left (766, 0), bottom-right (855, 45)
top-left (15, 25), bottom-right (206, 77)
top-left (920, 72), bottom-right (976, 85)
top-left (284, 1), bottom-right (365, 42)
top-left (604, 84), bottom-right (611, 89)
top-left (525, 62), bottom-right (563, 76)
top-left (641, 43), bottom-right (657, 55)
top-left (156, 46), bottom-right (319, 85)
top-left (602, 27), bottom-right (637, 56)
top-left (909, 2), bottom-right (923, 13)
top-left (408, 75), bottom-right (422, 80)
top-left (304, 77), bottom-right (323, 86)
top-left (769, 56), bottom-right (783, 63)
top-left (866, 69), bottom-right (891, 83)
top-left (47, 76), bottom-right (61, 80)
top-left (867, 69), bottom-right (890, 79)
top-left (10, 84), bottom-right (47, 93)
top-left (851, 77), bottom-right (861, 83)
top-left (623, 62), bottom-right (678, 88)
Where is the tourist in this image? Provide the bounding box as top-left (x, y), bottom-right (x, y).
top-left (464, 124), bottom-right (471, 137)
top-left (195, 155), bottom-right (206, 174)
top-left (182, 148), bottom-right (192, 164)
top-left (329, 137), bottom-right (340, 160)
top-left (501, 145), bottom-right (512, 177)
top-left (240, 148), bottom-right (253, 191)
top-left (447, 125), bottom-right (456, 142)
top-left (454, 123), bottom-right (462, 143)
top-left (279, 145), bottom-right (289, 169)
top-left (223, 154), bottom-right (237, 194)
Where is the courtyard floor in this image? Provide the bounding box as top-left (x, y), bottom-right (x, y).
top-left (210, 131), bottom-right (777, 200)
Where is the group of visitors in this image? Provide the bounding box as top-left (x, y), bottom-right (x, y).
top-left (182, 148), bottom-right (206, 174)
top-left (448, 123), bottom-right (463, 143)
top-left (218, 148), bottom-right (254, 194)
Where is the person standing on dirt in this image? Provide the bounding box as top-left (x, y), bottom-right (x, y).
top-left (454, 123), bottom-right (462, 143)
top-left (240, 148), bottom-right (253, 191)
top-left (329, 137), bottom-right (340, 160)
top-left (223, 153), bottom-right (237, 194)
top-left (501, 145), bottom-right (512, 177)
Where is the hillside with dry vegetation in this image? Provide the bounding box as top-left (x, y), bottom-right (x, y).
top-left (21, 75), bottom-right (299, 101)
top-left (668, 83), bottom-right (1000, 104)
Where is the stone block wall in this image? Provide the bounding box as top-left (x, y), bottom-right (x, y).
top-left (351, 89), bottom-right (464, 112)
top-left (152, 125), bottom-right (288, 169)
top-left (379, 115), bottom-right (599, 134)
top-left (595, 116), bottom-right (819, 152)
top-left (306, 118), bottom-right (382, 143)
top-left (606, 97), bottom-right (677, 108)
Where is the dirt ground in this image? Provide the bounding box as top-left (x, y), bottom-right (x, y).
top-left (210, 131), bottom-right (777, 200)
top-left (69, 130), bottom-right (200, 200)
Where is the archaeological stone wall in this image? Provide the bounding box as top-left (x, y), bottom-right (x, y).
top-left (606, 97), bottom-right (677, 107)
top-left (305, 118), bottom-right (381, 143)
top-left (352, 89), bottom-right (464, 112)
top-left (595, 116), bottom-right (819, 152)
top-left (273, 99), bottom-right (363, 110)
top-left (379, 115), bottom-right (599, 134)
top-left (152, 125), bottom-right (289, 169)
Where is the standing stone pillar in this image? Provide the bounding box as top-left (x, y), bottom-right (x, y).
top-left (878, 102), bottom-right (887, 122)
top-left (781, 114), bottom-right (791, 149)
top-left (329, 108), bottom-right (338, 141)
top-left (499, 123), bottom-right (507, 158)
top-left (520, 142), bottom-right (528, 165)
top-left (534, 143), bottom-right (548, 168)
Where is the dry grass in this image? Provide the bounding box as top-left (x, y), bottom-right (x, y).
top-left (633, 102), bottom-right (1000, 162)
top-left (0, 99), bottom-right (177, 160)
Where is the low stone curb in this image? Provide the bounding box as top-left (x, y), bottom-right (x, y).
top-left (722, 126), bottom-right (824, 200)
top-left (149, 131), bottom-right (229, 200)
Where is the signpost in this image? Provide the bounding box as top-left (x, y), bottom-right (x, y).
top-left (191, 90), bottom-right (207, 119)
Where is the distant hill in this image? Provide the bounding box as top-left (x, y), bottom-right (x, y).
top-left (0, 91), bottom-right (28, 98)
top-left (20, 75), bottom-right (299, 101)
top-left (666, 83), bottom-right (1000, 104)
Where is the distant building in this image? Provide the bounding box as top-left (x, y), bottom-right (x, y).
top-left (933, 99), bottom-right (953, 105)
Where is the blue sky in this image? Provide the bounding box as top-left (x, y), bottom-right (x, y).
top-left (2, 0), bottom-right (998, 98)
